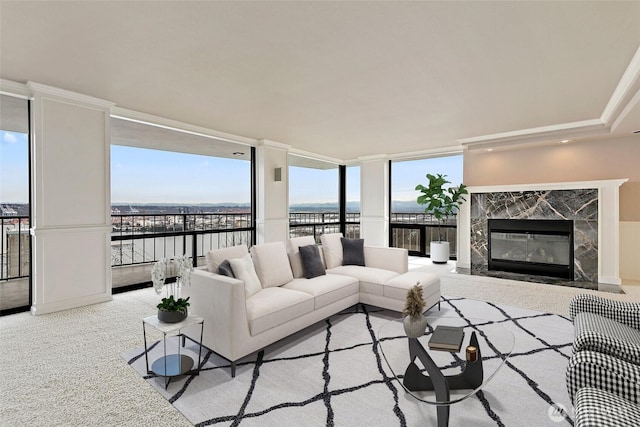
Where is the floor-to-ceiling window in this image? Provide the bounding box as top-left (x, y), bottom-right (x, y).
top-left (110, 118), bottom-right (254, 291)
top-left (288, 155), bottom-right (340, 241)
top-left (390, 155), bottom-right (463, 257)
top-left (0, 94), bottom-right (31, 314)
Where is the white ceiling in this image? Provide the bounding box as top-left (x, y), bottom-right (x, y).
top-left (1, 1), bottom-right (639, 161)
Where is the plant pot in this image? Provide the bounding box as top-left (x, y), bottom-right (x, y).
top-left (403, 315), bottom-right (428, 338)
top-left (430, 241), bottom-right (450, 264)
top-left (157, 308), bottom-right (187, 324)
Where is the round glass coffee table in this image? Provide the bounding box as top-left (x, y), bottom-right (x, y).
top-left (377, 317), bottom-right (515, 427)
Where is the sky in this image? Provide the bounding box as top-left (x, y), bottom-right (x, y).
top-left (0, 130), bottom-right (29, 203)
top-left (111, 145), bottom-right (251, 204)
top-left (1, 129), bottom-right (463, 206)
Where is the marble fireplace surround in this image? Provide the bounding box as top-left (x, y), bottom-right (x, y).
top-left (456, 179), bottom-right (627, 288)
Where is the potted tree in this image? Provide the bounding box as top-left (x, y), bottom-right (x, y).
top-left (415, 173), bottom-right (468, 263)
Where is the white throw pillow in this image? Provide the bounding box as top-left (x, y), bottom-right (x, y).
top-left (205, 245), bottom-right (248, 273)
top-left (229, 254), bottom-right (262, 298)
top-left (287, 236), bottom-right (317, 278)
top-left (250, 241), bottom-right (294, 287)
top-left (320, 233), bottom-right (344, 269)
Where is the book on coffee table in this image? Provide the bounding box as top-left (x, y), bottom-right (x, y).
top-left (428, 325), bottom-right (465, 352)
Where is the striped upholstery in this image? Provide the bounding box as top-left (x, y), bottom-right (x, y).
top-left (569, 294), bottom-right (640, 330)
top-left (574, 312), bottom-right (640, 364)
top-left (566, 351), bottom-right (640, 405)
top-left (574, 387), bottom-right (640, 427)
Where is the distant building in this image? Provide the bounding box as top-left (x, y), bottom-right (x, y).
top-left (1, 205), bottom-right (18, 216)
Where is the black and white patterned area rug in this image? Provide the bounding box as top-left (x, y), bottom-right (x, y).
top-left (122, 297), bottom-right (575, 426)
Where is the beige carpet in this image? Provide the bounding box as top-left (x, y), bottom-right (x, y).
top-left (1, 268), bottom-right (638, 426)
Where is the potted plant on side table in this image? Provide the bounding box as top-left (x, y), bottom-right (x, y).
top-left (151, 255), bottom-right (194, 323)
top-left (415, 173), bottom-right (468, 264)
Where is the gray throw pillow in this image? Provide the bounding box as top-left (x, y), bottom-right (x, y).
top-left (217, 259), bottom-right (235, 278)
top-left (299, 245), bottom-right (326, 279)
top-left (341, 238), bottom-right (365, 266)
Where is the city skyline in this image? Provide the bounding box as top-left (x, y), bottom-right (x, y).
top-left (2, 130), bottom-right (463, 206)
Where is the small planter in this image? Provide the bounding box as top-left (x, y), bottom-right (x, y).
top-left (403, 315), bottom-right (428, 338)
top-left (158, 309), bottom-right (187, 324)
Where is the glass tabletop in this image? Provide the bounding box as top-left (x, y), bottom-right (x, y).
top-left (377, 316), bottom-right (515, 406)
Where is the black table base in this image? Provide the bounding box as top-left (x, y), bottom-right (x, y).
top-left (403, 331), bottom-right (484, 427)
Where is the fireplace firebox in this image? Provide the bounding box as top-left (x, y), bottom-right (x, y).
top-left (487, 219), bottom-right (574, 280)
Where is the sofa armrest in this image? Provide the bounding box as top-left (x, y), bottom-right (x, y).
top-left (569, 294), bottom-right (640, 329)
top-left (181, 268), bottom-right (251, 362)
top-left (364, 246), bottom-right (408, 274)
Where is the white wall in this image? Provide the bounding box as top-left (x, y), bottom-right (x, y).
top-left (28, 83), bottom-right (114, 315)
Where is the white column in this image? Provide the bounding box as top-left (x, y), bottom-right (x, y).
top-left (28, 82), bottom-right (114, 315)
top-left (456, 196), bottom-right (472, 269)
top-left (359, 156), bottom-right (389, 246)
top-left (255, 140), bottom-right (290, 244)
top-left (599, 184), bottom-right (623, 285)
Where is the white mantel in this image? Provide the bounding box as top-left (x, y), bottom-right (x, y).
top-left (456, 179), bottom-right (628, 286)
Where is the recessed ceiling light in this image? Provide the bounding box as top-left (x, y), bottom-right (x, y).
top-left (232, 152), bottom-right (245, 156)
top-left (560, 139), bottom-right (571, 144)
top-left (486, 148), bottom-right (494, 152)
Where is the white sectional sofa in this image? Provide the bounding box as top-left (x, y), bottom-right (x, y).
top-left (182, 234), bottom-right (440, 377)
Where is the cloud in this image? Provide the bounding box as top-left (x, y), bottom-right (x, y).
top-left (3, 132), bottom-right (18, 144)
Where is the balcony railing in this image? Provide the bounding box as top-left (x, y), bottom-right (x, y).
top-left (111, 213), bottom-right (254, 267)
top-left (1, 215), bottom-right (30, 281)
top-left (390, 212), bottom-right (457, 258)
top-left (289, 212), bottom-right (360, 242)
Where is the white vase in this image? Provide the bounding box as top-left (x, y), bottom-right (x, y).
top-left (430, 241), bottom-right (450, 264)
top-left (403, 315), bottom-right (428, 338)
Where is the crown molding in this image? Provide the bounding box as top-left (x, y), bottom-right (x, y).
top-left (257, 139), bottom-right (291, 151)
top-left (459, 44), bottom-right (640, 151)
top-left (288, 148), bottom-right (344, 165)
top-left (111, 107), bottom-right (256, 146)
top-left (0, 78), bottom-right (31, 99)
top-left (27, 82), bottom-right (115, 109)
top-left (601, 45), bottom-right (640, 127)
top-left (356, 153), bottom-right (389, 162)
top-left (611, 88), bottom-right (640, 132)
top-left (459, 119), bottom-right (608, 150)
top-left (386, 145), bottom-right (463, 162)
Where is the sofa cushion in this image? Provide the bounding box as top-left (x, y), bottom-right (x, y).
top-left (384, 272), bottom-right (441, 301)
top-left (250, 242), bottom-right (294, 288)
top-left (320, 233), bottom-right (344, 269)
top-left (287, 236), bottom-right (318, 278)
top-left (206, 244), bottom-right (248, 273)
top-left (283, 274), bottom-right (359, 309)
top-left (230, 254), bottom-right (262, 298)
top-left (299, 245), bottom-right (326, 279)
top-left (341, 237), bottom-right (365, 266)
top-left (327, 265), bottom-right (399, 296)
top-left (217, 260), bottom-right (235, 278)
top-left (246, 287), bottom-right (315, 335)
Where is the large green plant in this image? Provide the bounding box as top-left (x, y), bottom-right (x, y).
top-left (415, 173), bottom-right (468, 242)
